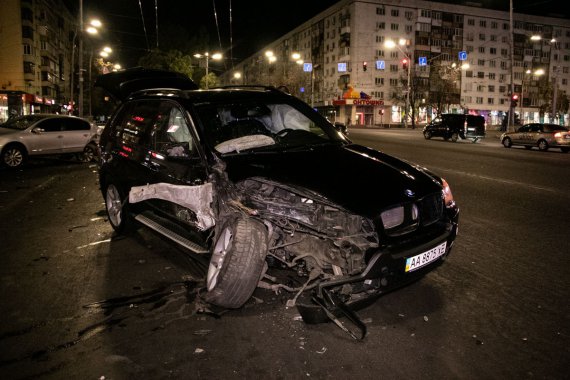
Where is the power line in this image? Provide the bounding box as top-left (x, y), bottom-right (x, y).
top-left (212, 0), bottom-right (223, 52)
top-left (229, 0), bottom-right (233, 70)
top-left (155, 0), bottom-right (159, 48)
top-left (138, 0), bottom-right (150, 51)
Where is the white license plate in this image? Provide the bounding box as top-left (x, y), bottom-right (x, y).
top-left (405, 241), bottom-right (447, 273)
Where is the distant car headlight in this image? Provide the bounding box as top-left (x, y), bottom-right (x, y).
top-left (441, 178), bottom-right (454, 207)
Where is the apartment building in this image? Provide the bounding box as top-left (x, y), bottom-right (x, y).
top-left (221, 0), bottom-right (570, 127)
top-left (0, 0), bottom-right (75, 122)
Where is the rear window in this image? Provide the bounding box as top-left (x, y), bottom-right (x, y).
top-left (543, 125), bottom-right (568, 133)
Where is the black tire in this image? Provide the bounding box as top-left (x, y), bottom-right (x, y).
top-left (423, 131), bottom-right (432, 140)
top-left (2, 144), bottom-right (27, 168)
top-left (537, 139), bottom-right (549, 151)
top-left (104, 182), bottom-right (133, 233)
top-left (205, 218), bottom-right (268, 308)
top-left (451, 132), bottom-right (459, 142)
top-left (561, 147), bottom-right (569, 153)
top-left (79, 143), bottom-right (97, 162)
top-left (502, 137), bottom-right (512, 148)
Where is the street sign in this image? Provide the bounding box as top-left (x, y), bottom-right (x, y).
top-left (303, 63), bottom-right (313, 72)
top-left (375, 60), bottom-right (385, 70)
top-left (459, 51), bottom-right (468, 61)
top-left (338, 62), bottom-right (347, 72)
top-left (418, 56), bottom-right (427, 66)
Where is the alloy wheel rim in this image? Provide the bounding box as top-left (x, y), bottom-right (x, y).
top-left (105, 185), bottom-right (123, 227)
top-left (207, 227), bottom-right (233, 291)
top-left (4, 148), bottom-right (23, 167)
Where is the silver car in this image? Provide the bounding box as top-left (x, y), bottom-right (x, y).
top-left (0, 114), bottom-right (99, 168)
top-left (501, 123), bottom-right (570, 153)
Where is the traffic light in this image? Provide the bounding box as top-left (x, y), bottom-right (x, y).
top-left (402, 58), bottom-right (408, 70)
top-left (363, 61), bottom-right (367, 71)
top-left (511, 94), bottom-right (519, 107)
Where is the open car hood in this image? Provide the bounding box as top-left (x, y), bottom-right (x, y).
top-left (94, 67), bottom-right (198, 101)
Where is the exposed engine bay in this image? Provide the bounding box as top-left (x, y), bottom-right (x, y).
top-left (237, 177), bottom-right (379, 281)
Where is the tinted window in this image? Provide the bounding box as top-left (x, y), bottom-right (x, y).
top-left (151, 103), bottom-right (199, 158)
top-left (518, 125), bottom-right (531, 133)
top-left (530, 124), bottom-right (541, 133)
top-left (118, 100), bottom-right (163, 146)
top-left (63, 118), bottom-right (89, 131)
top-left (37, 118), bottom-right (64, 132)
top-left (543, 124), bottom-right (568, 133)
top-left (0, 115), bottom-right (45, 130)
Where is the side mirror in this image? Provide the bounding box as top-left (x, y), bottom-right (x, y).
top-left (32, 127), bottom-right (44, 134)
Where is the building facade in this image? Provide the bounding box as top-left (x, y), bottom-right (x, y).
top-left (0, 0), bottom-right (75, 122)
top-left (220, 0), bottom-right (570, 127)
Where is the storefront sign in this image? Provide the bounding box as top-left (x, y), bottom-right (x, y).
top-left (333, 99), bottom-right (384, 106)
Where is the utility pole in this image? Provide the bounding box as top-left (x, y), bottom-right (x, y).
top-left (78, 0), bottom-right (84, 117)
top-left (508, 0), bottom-right (515, 132)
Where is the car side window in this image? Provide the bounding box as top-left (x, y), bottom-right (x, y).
top-left (530, 124), bottom-right (541, 133)
top-left (37, 118), bottom-right (63, 132)
top-left (518, 125), bottom-right (530, 133)
top-left (152, 102), bottom-right (198, 158)
top-left (63, 118), bottom-right (89, 131)
top-left (119, 100), bottom-right (162, 147)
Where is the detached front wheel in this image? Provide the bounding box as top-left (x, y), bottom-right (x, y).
top-left (205, 218), bottom-right (268, 308)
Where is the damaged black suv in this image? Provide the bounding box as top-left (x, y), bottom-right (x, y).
top-left (96, 68), bottom-right (459, 338)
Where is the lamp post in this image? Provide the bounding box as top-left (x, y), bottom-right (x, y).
top-left (385, 39), bottom-right (412, 127)
top-left (193, 52), bottom-right (222, 89)
top-left (75, 13), bottom-right (101, 117)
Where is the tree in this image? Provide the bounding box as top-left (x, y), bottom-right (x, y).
top-left (200, 72), bottom-right (220, 89)
top-left (138, 49), bottom-right (194, 79)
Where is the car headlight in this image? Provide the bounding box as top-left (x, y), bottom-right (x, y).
top-left (441, 178), bottom-right (454, 207)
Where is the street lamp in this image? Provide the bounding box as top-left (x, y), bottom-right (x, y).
top-left (75, 6), bottom-right (103, 117)
top-left (385, 38), bottom-right (412, 127)
top-left (193, 52), bottom-right (222, 89)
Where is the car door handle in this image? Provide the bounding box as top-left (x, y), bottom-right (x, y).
top-left (58, 135), bottom-right (64, 138)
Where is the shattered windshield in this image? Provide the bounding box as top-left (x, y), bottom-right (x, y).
top-left (0, 115), bottom-right (45, 130)
top-left (194, 99), bottom-right (347, 154)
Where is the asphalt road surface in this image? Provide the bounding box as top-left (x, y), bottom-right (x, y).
top-left (0, 129), bottom-right (568, 379)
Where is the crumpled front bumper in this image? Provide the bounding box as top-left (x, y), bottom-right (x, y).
top-left (296, 206), bottom-right (459, 339)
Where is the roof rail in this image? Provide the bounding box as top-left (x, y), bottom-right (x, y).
top-left (128, 88), bottom-right (188, 98)
top-left (212, 85), bottom-right (290, 95)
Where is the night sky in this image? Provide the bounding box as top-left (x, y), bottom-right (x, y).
top-left (74, 0), bottom-right (566, 70)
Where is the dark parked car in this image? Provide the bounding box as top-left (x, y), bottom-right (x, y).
top-left (96, 68), bottom-right (459, 338)
top-left (501, 123), bottom-right (570, 152)
top-left (0, 114), bottom-right (98, 168)
top-left (423, 113), bottom-right (486, 142)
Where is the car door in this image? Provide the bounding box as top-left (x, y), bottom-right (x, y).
top-left (512, 125), bottom-right (530, 145)
top-left (429, 117), bottom-right (444, 136)
top-left (143, 101), bottom-right (210, 236)
top-left (25, 117), bottom-right (65, 154)
top-left (527, 124), bottom-right (541, 145)
top-left (61, 118), bottom-right (92, 153)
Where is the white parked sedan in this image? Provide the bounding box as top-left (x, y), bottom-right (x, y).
top-left (0, 114), bottom-right (99, 168)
